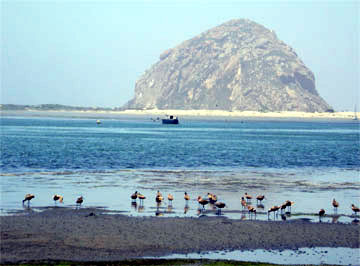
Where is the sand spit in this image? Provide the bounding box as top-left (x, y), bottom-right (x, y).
top-left (121, 109), bottom-right (358, 120)
top-left (1, 208), bottom-right (359, 263)
top-left (1, 109), bottom-right (358, 120)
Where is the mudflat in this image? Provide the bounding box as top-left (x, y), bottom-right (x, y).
top-left (1, 208), bottom-right (359, 263)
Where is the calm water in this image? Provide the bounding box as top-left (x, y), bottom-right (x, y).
top-left (1, 114), bottom-right (359, 223)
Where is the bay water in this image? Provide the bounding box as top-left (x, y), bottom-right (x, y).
top-left (1, 113), bottom-right (359, 223)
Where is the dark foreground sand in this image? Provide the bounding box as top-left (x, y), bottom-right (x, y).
top-left (0, 207), bottom-right (359, 263)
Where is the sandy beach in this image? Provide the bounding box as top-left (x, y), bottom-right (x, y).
top-left (120, 109), bottom-right (358, 120)
top-left (1, 109), bottom-right (358, 120)
top-left (0, 207), bottom-right (359, 264)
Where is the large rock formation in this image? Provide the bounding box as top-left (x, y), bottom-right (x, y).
top-left (124, 19), bottom-right (332, 112)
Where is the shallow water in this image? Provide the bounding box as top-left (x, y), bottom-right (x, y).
top-left (1, 114), bottom-right (359, 224)
top-left (153, 247), bottom-right (360, 265)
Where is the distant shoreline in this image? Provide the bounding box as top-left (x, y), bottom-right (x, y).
top-left (1, 108), bottom-right (358, 120)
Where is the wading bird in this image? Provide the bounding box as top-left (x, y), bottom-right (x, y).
top-left (256, 195), bottom-right (265, 204)
top-left (280, 203), bottom-right (287, 214)
top-left (53, 194), bottom-right (63, 205)
top-left (197, 196), bottom-right (209, 210)
top-left (167, 194), bottom-right (174, 205)
top-left (352, 204), bottom-right (360, 215)
top-left (184, 192), bottom-right (190, 203)
top-left (268, 206), bottom-right (280, 219)
top-left (319, 209), bottom-right (325, 222)
top-left (156, 191), bottom-right (163, 203)
top-left (131, 191), bottom-right (138, 202)
top-left (22, 194), bottom-right (35, 207)
top-left (208, 193), bottom-right (218, 204)
top-left (241, 197), bottom-right (247, 210)
top-left (215, 201), bottom-right (226, 215)
top-left (76, 196), bottom-right (83, 208)
top-left (138, 193), bottom-right (146, 205)
top-left (244, 193), bottom-right (252, 203)
top-left (285, 200), bottom-right (295, 212)
top-left (332, 198), bottom-right (339, 213)
top-left (247, 205), bottom-right (256, 218)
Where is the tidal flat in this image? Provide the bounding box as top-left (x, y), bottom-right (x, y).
top-left (0, 208), bottom-right (359, 264)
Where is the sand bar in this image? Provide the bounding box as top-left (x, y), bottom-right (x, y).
top-left (121, 109), bottom-right (358, 120)
top-left (1, 109), bottom-right (358, 120)
top-left (0, 208), bottom-right (359, 263)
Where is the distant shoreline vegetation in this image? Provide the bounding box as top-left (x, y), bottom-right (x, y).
top-left (0, 104), bottom-right (123, 112)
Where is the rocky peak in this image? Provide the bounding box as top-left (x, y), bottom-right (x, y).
top-left (124, 19), bottom-right (331, 112)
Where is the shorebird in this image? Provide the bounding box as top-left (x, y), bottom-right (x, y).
top-left (22, 194), bottom-right (35, 207)
top-left (256, 195), bottom-right (265, 204)
top-left (131, 191), bottom-right (138, 202)
top-left (197, 196), bottom-right (209, 210)
top-left (244, 193), bottom-right (252, 203)
top-left (208, 193), bottom-right (217, 204)
top-left (138, 193), bottom-right (146, 205)
top-left (215, 201), bottom-right (226, 214)
top-left (247, 205), bottom-right (256, 218)
top-left (76, 196), bottom-right (83, 208)
top-left (351, 204), bottom-right (360, 215)
top-left (184, 192), bottom-right (190, 203)
top-left (156, 191), bottom-right (163, 203)
top-left (268, 205), bottom-right (280, 219)
top-left (319, 209), bottom-right (325, 222)
top-left (167, 193), bottom-right (174, 205)
top-left (280, 203), bottom-right (287, 214)
top-left (332, 198), bottom-right (339, 213)
top-left (285, 200), bottom-right (295, 212)
top-left (241, 197), bottom-right (247, 210)
top-left (53, 194), bottom-right (63, 205)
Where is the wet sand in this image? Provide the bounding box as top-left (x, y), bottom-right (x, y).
top-left (1, 207), bottom-right (359, 264)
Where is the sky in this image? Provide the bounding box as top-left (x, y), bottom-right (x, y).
top-left (1, 0), bottom-right (359, 111)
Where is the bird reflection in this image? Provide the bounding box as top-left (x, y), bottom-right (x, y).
top-left (197, 208), bottom-right (205, 216)
top-left (155, 209), bottom-right (163, 216)
top-left (22, 204), bottom-right (32, 211)
top-left (131, 201), bottom-right (137, 211)
top-left (351, 219), bottom-right (359, 225)
top-left (331, 215), bottom-right (339, 223)
top-left (155, 202), bottom-right (163, 216)
top-left (167, 204), bottom-right (173, 213)
top-left (138, 205), bottom-right (145, 213)
top-left (184, 205), bottom-right (189, 214)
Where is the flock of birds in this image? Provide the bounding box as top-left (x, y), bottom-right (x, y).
top-left (22, 192), bottom-right (360, 220)
top-left (22, 194), bottom-right (83, 208)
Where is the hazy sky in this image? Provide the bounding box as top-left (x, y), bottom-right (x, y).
top-left (2, 0), bottom-right (359, 111)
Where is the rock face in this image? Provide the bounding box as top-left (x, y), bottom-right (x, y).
top-left (124, 19), bottom-right (331, 112)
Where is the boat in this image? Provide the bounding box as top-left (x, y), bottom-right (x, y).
top-left (354, 105), bottom-right (358, 121)
top-left (96, 119), bottom-right (101, 124)
top-left (162, 115), bottom-right (179, 124)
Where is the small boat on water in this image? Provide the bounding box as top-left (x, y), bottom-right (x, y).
top-left (162, 115), bottom-right (179, 124)
top-left (96, 120), bottom-right (101, 124)
top-left (353, 105), bottom-right (358, 121)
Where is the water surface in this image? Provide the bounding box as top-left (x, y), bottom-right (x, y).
top-left (1, 114), bottom-right (359, 223)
